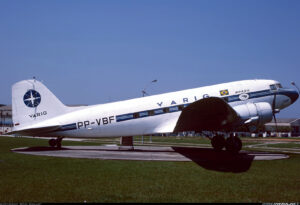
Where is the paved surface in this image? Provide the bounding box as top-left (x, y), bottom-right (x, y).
top-left (11, 145), bottom-right (289, 161)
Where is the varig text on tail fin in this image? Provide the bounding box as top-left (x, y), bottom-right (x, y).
top-left (12, 79), bottom-right (69, 128)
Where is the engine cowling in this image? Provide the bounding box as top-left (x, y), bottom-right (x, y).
top-left (233, 102), bottom-right (273, 127)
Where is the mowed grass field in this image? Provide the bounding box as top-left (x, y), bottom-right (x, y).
top-left (0, 136), bottom-right (300, 203)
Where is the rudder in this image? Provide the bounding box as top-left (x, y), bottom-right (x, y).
top-left (12, 79), bottom-right (68, 128)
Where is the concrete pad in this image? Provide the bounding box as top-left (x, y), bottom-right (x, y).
top-left (11, 145), bottom-right (289, 161)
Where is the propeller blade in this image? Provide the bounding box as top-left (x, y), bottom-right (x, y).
top-left (273, 112), bottom-right (278, 135)
top-left (272, 92), bottom-right (278, 136)
top-left (272, 92), bottom-right (276, 112)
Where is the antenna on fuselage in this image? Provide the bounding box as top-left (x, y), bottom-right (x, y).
top-left (291, 81), bottom-right (300, 94)
top-left (142, 79), bottom-right (158, 97)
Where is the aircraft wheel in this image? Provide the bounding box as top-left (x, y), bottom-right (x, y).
top-left (56, 140), bottom-right (62, 149)
top-left (211, 134), bottom-right (225, 151)
top-left (56, 137), bottom-right (64, 149)
top-left (225, 136), bottom-right (242, 154)
top-left (49, 139), bottom-right (57, 147)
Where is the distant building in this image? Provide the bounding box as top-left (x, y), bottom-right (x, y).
top-left (0, 105), bottom-right (12, 134)
top-left (264, 118), bottom-right (300, 137)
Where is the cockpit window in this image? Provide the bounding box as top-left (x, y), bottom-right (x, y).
top-left (270, 84), bottom-right (277, 90)
top-left (270, 83), bottom-right (282, 91)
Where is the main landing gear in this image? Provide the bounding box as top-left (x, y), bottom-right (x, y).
top-left (211, 133), bottom-right (242, 154)
top-left (48, 137), bottom-right (64, 149)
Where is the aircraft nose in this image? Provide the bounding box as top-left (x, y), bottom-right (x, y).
top-left (280, 88), bottom-right (299, 105)
top-left (289, 90), bottom-right (299, 104)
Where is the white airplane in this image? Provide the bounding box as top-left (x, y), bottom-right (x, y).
top-left (9, 78), bottom-right (299, 153)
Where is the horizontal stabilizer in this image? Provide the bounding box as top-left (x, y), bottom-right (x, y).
top-left (8, 125), bottom-right (61, 136)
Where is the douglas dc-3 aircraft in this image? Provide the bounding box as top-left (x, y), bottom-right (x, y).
top-left (9, 79), bottom-right (299, 153)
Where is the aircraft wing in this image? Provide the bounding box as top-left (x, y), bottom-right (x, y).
top-left (8, 125), bottom-right (61, 136)
top-left (173, 97), bottom-right (240, 133)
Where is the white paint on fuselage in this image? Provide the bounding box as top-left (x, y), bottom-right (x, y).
top-left (36, 79), bottom-right (285, 138)
top-left (15, 79), bottom-right (293, 138)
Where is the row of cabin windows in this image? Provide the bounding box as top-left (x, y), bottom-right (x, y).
top-left (116, 87), bottom-right (278, 123)
top-left (116, 104), bottom-right (190, 122)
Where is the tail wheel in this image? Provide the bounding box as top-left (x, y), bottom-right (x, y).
top-left (48, 137), bottom-right (63, 148)
top-left (225, 136), bottom-right (242, 154)
top-left (56, 137), bottom-right (63, 149)
top-left (49, 139), bottom-right (57, 147)
top-left (211, 134), bottom-right (226, 151)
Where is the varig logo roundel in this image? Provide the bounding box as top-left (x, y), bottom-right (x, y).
top-left (239, 93), bottom-right (250, 101)
top-left (23, 89), bottom-right (41, 108)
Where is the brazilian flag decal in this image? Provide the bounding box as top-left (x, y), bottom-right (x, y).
top-left (220, 89), bottom-right (229, 96)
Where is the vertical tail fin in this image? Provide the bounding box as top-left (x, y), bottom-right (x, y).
top-left (12, 79), bottom-right (68, 128)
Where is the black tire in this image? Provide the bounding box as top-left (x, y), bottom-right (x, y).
top-left (225, 136), bottom-right (242, 154)
top-left (211, 134), bottom-right (226, 151)
top-left (49, 139), bottom-right (56, 147)
top-left (56, 140), bottom-right (62, 149)
top-left (56, 137), bottom-right (63, 149)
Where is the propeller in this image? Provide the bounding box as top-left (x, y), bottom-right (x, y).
top-left (291, 81), bottom-right (300, 94)
top-left (271, 81), bottom-right (299, 136)
top-left (272, 91), bottom-right (279, 135)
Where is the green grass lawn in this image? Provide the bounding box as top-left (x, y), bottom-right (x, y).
top-left (133, 135), bottom-right (263, 147)
top-left (134, 135), bottom-right (211, 145)
top-left (0, 136), bottom-right (299, 203)
top-left (73, 135), bottom-right (265, 147)
top-left (265, 143), bottom-right (300, 149)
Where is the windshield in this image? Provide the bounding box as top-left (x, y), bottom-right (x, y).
top-left (270, 83), bottom-right (282, 91)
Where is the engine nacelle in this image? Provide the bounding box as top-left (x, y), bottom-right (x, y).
top-left (233, 102), bottom-right (273, 127)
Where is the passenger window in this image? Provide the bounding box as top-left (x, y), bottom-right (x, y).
top-left (154, 109), bottom-right (164, 115)
top-left (183, 103), bottom-right (190, 108)
top-left (169, 106), bottom-right (179, 112)
top-left (139, 111), bottom-right (148, 118)
top-left (116, 114), bottom-right (134, 122)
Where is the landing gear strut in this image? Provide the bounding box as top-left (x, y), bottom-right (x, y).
top-left (48, 137), bottom-right (64, 149)
top-left (210, 133), bottom-right (242, 154)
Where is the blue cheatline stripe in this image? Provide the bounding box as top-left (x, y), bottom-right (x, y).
top-left (115, 89), bottom-right (277, 123)
top-left (116, 114), bottom-right (134, 122)
top-left (226, 89), bottom-right (273, 103)
top-left (58, 123), bottom-right (77, 131)
top-left (56, 89), bottom-right (291, 127)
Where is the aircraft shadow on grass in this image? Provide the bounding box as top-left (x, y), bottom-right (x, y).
top-left (14, 146), bottom-right (254, 173)
top-left (172, 147), bottom-right (254, 173)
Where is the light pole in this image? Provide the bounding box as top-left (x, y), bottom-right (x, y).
top-left (141, 79), bottom-right (157, 144)
top-left (0, 110), bottom-right (2, 134)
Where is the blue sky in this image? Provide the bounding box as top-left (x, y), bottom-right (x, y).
top-left (0, 0), bottom-right (300, 118)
